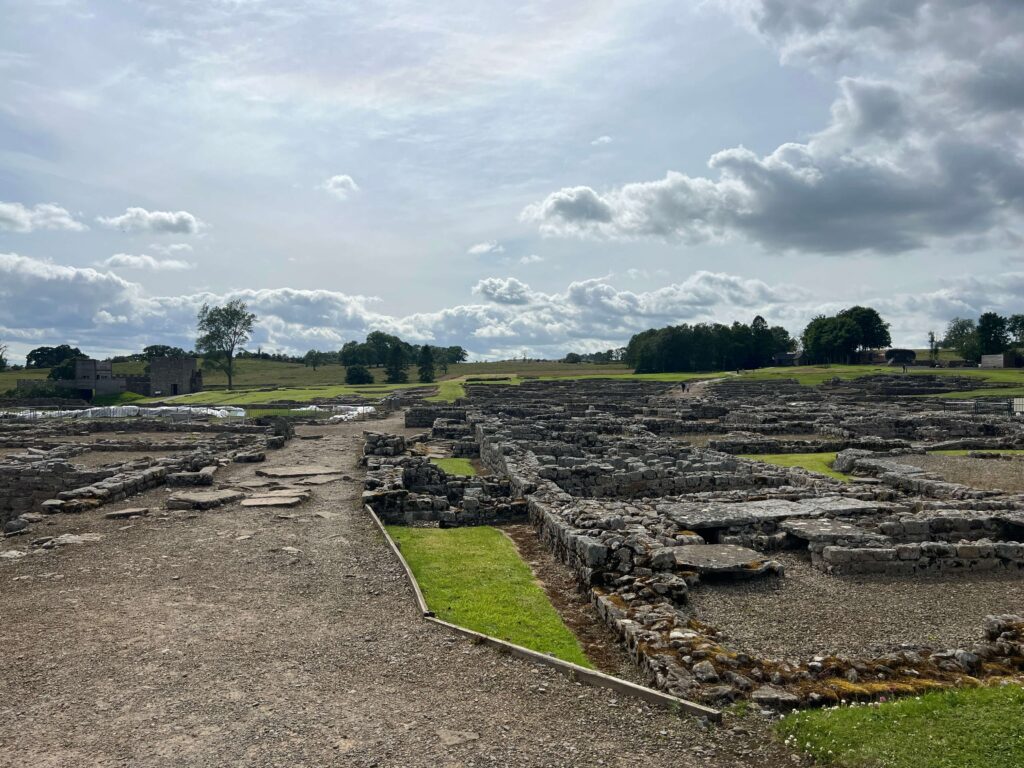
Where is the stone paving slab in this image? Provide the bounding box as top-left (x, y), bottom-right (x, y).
top-left (166, 489), bottom-right (245, 510)
top-left (256, 465), bottom-right (342, 478)
top-left (781, 518), bottom-right (885, 543)
top-left (241, 496), bottom-right (304, 508)
top-left (672, 544), bottom-right (768, 574)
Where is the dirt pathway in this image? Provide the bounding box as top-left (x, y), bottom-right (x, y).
top-left (0, 414), bottom-right (801, 768)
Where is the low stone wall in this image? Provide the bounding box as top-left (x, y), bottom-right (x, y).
top-left (404, 406), bottom-right (467, 428)
top-left (818, 540), bottom-right (1024, 575)
top-left (362, 431), bottom-right (406, 456)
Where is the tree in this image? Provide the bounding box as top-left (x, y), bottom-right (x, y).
top-left (384, 344), bottom-right (408, 383)
top-left (417, 345), bottom-right (435, 383)
top-left (303, 350), bottom-right (326, 371)
top-left (928, 331), bottom-right (939, 366)
top-left (1009, 314), bottom-right (1024, 347)
top-left (801, 315), bottom-right (862, 364)
top-left (340, 341), bottom-right (372, 367)
top-left (48, 355), bottom-right (85, 380)
top-left (345, 364), bottom-right (374, 384)
top-left (143, 344), bottom-right (187, 358)
top-left (26, 344), bottom-right (83, 369)
top-left (195, 299), bottom-right (256, 390)
top-left (977, 312), bottom-right (1010, 356)
top-left (0, 340), bottom-right (7, 372)
top-left (837, 306), bottom-right (891, 350)
top-left (563, 352), bottom-right (583, 364)
top-left (941, 317), bottom-right (979, 361)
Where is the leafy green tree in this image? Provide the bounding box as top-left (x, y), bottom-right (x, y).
top-left (47, 355), bottom-right (85, 380)
top-left (801, 315), bottom-right (862, 364)
top-left (384, 344), bottom-right (408, 383)
top-left (1009, 314), bottom-right (1024, 347)
top-left (345, 364), bottom-right (374, 384)
top-left (417, 345), bottom-right (435, 383)
top-left (195, 299), bottom-right (256, 390)
top-left (303, 350), bottom-right (326, 371)
top-left (143, 344), bottom-right (187, 358)
top-left (0, 340), bottom-right (7, 372)
top-left (563, 352), bottom-right (582, 364)
top-left (977, 312), bottom-right (1010, 355)
top-left (837, 306), bottom-right (891, 350)
top-left (26, 344), bottom-right (83, 369)
top-left (941, 317), bottom-right (978, 360)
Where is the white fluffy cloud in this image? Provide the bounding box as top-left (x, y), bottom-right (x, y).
top-left (467, 240), bottom-right (505, 255)
top-left (99, 253), bottom-right (195, 271)
top-left (473, 276), bottom-right (535, 304)
top-left (97, 207), bottom-right (204, 234)
top-left (591, 135), bottom-right (613, 146)
top-left (520, 253), bottom-right (544, 264)
top-left (525, 1), bottom-right (1024, 254)
top-left (3, 251), bottom-right (1021, 361)
top-left (320, 175), bottom-right (360, 201)
top-left (0, 202), bottom-right (87, 232)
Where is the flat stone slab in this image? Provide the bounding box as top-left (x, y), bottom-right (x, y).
top-left (167, 489), bottom-right (245, 510)
top-left (296, 474), bottom-right (345, 486)
top-left (662, 499), bottom-right (812, 530)
top-left (241, 496), bottom-right (304, 508)
top-left (781, 518), bottom-right (879, 542)
top-left (256, 465), bottom-right (342, 478)
top-left (104, 507), bottom-right (151, 520)
top-left (673, 544), bottom-right (769, 574)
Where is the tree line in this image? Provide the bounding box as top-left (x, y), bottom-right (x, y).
top-left (941, 313), bottom-right (1024, 363)
top-left (623, 306), bottom-right (897, 373)
top-left (624, 316), bottom-right (796, 373)
top-left (13, 301), bottom-right (469, 390)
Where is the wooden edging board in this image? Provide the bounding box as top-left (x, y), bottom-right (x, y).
top-left (363, 504), bottom-right (721, 722)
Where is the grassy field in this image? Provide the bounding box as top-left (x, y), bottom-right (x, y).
top-left (430, 457), bottom-right (477, 476)
top-left (741, 452), bottom-right (850, 482)
top-left (777, 684), bottom-right (1024, 768)
top-left (8, 359), bottom-right (1024, 404)
top-left (386, 526), bottom-right (590, 667)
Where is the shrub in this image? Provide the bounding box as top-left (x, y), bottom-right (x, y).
top-left (345, 364), bottom-right (374, 385)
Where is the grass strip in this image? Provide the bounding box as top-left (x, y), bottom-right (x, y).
top-left (386, 526), bottom-right (591, 668)
top-left (740, 452), bottom-right (851, 482)
top-left (776, 684), bottom-right (1024, 768)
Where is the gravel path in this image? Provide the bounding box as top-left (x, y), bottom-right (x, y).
top-left (0, 414), bottom-right (803, 768)
top-left (896, 454), bottom-right (1024, 493)
top-left (689, 552), bottom-right (1024, 660)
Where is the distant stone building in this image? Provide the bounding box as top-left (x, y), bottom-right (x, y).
top-left (148, 357), bottom-right (203, 397)
top-left (31, 356), bottom-right (203, 400)
top-left (772, 351), bottom-right (803, 366)
top-left (980, 353), bottom-right (1020, 369)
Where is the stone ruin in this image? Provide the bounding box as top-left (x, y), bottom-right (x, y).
top-left (362, 375), bottom-right (1024, 710)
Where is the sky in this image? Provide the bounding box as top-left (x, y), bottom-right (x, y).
top-left (1, 0), bottom-right (1023, 363)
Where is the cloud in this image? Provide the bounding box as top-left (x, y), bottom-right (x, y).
top-left (519, 254), bottom-right (544, 264)
top-left (473, 277), bottom-right (535, 305)
top-left (0, 252), bottom-right (814, 360)
top-left (467, 240), bottom-right (505, 255)
top-left (99, 253), bottom-right (195, 271)
top-left (320, 174), bottom-right (360, 201)
top-left (591, 135), bottom-right (613, 146)
top-left (97, 207), bottom-right (204, 234)
top-left (525, 1), bottom-right (1024, 255)
top-left (0, 202), bottom-right (87, 232)
top-left (149, 242), bottom-right (194, 256)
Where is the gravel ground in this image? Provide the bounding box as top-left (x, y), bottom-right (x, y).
top-left (689, 551), bottom-right (1024, 660)
top-left (0, 413), bottom-right (805, 768)
top-left (896, 454), bottom-right (1024, 493)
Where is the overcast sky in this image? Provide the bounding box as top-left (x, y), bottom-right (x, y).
top-left (2, 0), bottom-right (1023, 362)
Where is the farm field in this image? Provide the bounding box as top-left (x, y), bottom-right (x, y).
top-left (6, 359), bottom-right (1024, 404)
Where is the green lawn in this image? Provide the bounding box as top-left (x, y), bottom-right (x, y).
top-left (386, 526), bottom-right (591, 667)
top-left (777, 684), bottom-right (1024, 768)
top-left (741, 452), bottom-right (851, 482)
top-left (430, 457), bottom-right (477, 476)
top-left (737, 364), bottom-right (1024, 390)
